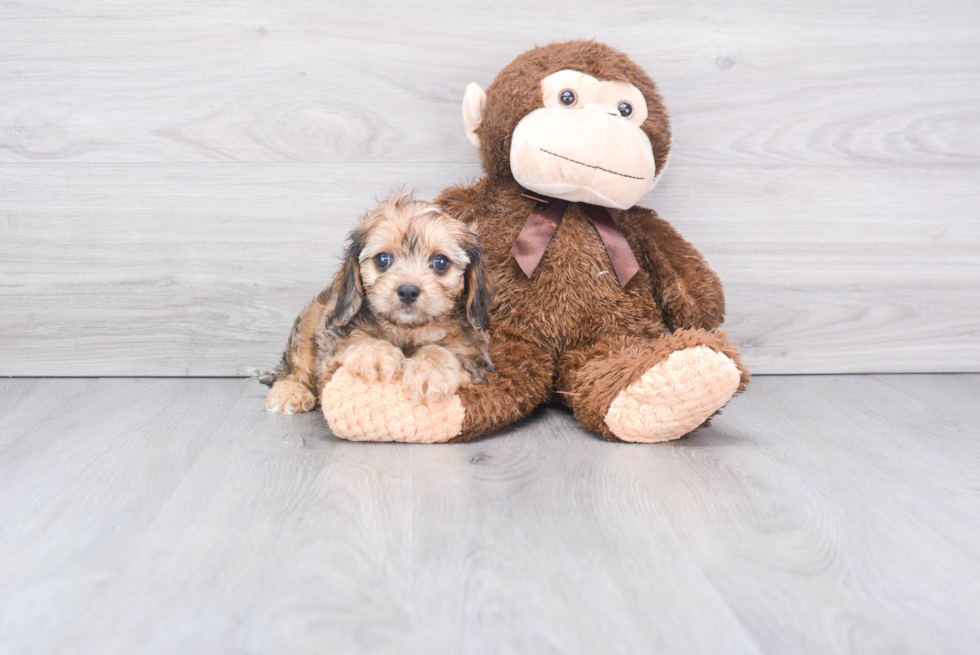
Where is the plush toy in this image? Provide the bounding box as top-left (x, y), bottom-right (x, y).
top-left (320, 40), bottom-right (749, 443)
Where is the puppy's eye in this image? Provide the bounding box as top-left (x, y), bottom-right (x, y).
top-left (430, 254), bottom-right (451, 274)
top-left (374, 252), bottom-right (393, 271)
top-left (617, 101), bottom-right (633, 118)
top-left (559, 89), bottom-right (576, 107)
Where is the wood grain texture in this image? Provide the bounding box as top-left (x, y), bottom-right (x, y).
top-left (0, 378), bottom-right (253, 653)
top-left (1, 1), bottom-right (977, 166)
top-left (0, 375), bottom-right (978, 653)
top-left (619, 375), bottom-right (980, 654)
top-left (873, 373), bottom-right (980, 424)
top-left (1, 0), bottom-right (979, 375)
top-left (2, 163), bottom-right (978, 375)
top-left (405, 410), bottom-right (761, 654)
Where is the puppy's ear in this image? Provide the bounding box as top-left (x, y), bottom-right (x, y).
top-left (329, 227), bottom-right (367, 326)
top-left (461, 233), bottom-right (493, 331)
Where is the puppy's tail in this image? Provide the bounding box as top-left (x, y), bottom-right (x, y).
top-left (245, 367), bottom-right (279, 387)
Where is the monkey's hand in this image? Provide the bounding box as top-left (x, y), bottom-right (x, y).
top-left (625, 206), bottom-right (726, 331)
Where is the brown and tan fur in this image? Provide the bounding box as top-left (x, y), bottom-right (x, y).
top-left (434, 40), bottom-right (750, 441)
top-left (263, 194), bottom-right (493, 413)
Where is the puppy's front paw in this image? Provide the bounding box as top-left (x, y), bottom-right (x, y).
top-left (343, 339), bottom-right (405, 382)
top-left (402, 346), bottom-right (463, 404)
top-left (265, 379), bottom-right (317, 414)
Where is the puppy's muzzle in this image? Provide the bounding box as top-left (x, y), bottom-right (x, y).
top-left (397, 284), bottom-right (421, 305)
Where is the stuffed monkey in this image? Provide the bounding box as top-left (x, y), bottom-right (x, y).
top-left (320, 40), bottom-right (749, 443)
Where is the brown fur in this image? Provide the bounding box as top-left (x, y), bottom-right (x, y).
top-left (476, 40), bottom-right (671, 183)
top-left (437, 40), bottom-right (749, 441)
top-left (264, 194), bottom-right (494, 412)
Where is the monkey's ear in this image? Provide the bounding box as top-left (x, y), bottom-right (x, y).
top-left (329, 231), bottom-right (366, 327)
top-left (462, 237), bottom-right (493, 331)
top-left (462, 83), bottom-right (486, 148)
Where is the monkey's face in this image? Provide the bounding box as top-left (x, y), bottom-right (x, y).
top-left (509, 70), bottom-right (656, 210)
top-left (462, 41), bottom-right (672, 211)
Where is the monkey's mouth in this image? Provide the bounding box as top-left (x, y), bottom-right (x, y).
top-left (539, 148), bottom-right (645, 181)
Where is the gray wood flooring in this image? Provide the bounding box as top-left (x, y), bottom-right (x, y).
top-left (0, 375), bottom-right (978, 654)
top-left (3, 1), bottom-right (979, 376)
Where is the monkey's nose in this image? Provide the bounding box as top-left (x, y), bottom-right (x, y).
top-left (397, 284), bottom-right (421, 305)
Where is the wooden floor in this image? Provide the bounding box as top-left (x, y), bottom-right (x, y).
top-left (0, 375), bottom-right (978, 654)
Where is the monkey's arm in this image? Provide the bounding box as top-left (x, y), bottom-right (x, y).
top-left (624, 206), bottom-right (725, 331)
top-left (435, 181), bottom-right (485, 226)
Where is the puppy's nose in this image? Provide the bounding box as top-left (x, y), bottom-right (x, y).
top-left (397, 284), bottom-right (421, 305)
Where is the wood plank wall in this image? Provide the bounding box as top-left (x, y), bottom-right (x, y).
top-left (1, 1), bottom-right (978, 375)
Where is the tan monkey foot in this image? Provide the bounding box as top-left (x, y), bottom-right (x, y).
top-left (604, 346), bottom-right (741, 443)
top-left (265, 379), bottom-right (318, 414)
top-left (321, 368), bottom-right (465, 443)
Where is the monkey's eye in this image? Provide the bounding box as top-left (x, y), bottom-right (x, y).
top-left (374, 252), bottom-right (393, 271)
top-left (430, 254), bottom-right (451, 274)
top-left (617, 101), bottom-right (633, 118)
top-left (559, 89), bottom-right (577, 107)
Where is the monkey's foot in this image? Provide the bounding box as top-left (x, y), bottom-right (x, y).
top-left (321, 367), bottom-right (465, 443)
top-left (265, 379), bottom-right (317, 414)
top-left (604, 346), bottom-right (741, 443)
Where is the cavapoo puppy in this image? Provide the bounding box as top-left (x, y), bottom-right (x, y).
top-left (262, 193), bottom-right (494, 414)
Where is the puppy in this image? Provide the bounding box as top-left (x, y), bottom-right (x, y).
top-left (262, 193), bottom-right (494, 414)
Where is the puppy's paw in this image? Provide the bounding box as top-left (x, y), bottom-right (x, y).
top-left (402, 346), bottom-right (463, 404)
top-left (343, 339), bottom-right (405, 382)
top-left (265, 379), bottom-right (317, 414)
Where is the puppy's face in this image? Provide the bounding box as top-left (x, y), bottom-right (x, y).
top-left (334, 196), bottom-right (488, 328)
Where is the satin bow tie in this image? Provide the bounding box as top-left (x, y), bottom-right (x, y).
top-left (509, 191), bottom-right (640, 288)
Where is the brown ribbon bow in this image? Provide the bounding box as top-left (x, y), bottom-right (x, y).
top-left (510, 192), bottom-right (640, 288)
